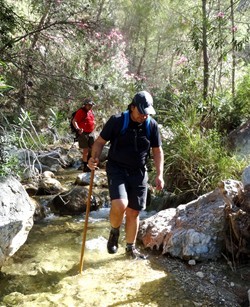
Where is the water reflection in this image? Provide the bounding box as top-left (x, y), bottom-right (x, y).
top-left (0, 209), bottom-right (194, 306)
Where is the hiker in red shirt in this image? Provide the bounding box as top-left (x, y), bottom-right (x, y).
top-left (72, 98), bottom-right (95, 172)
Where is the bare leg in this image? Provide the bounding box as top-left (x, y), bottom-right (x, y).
top-left (109, 199), bottom-right (127, 227)
top-left (82, 148), bottom-right (89, 163)
top-left (125, 207), bottom-right (139, 244)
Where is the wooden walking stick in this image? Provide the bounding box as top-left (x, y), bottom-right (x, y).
top-left (79, 169), bottom-right (95, 274)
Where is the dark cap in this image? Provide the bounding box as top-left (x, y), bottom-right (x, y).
top-left (83, 98), bottom-right (95, 106)
top-left (132, 91), bottom-right (155, 115)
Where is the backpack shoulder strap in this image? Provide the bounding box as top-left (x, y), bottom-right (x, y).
top-left (120, 110), bottom-right (130, 135)
top-left (145, 116), bottom-right (151, 139)
top-left (120, 110), bottom-right (151, 138)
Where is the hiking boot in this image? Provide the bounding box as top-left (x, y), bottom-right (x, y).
top-left (107, 229), bottom-right (119, 254)
top-left (126, 246), bottom-right (147, 260)
top-left (83, 164), bottom-right (91, 172)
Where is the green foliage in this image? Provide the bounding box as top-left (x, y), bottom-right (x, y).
top-left (0, 154), bottom-right (20, 178)
top-left (0, 77), bottom-right (14, 94)
top-left (0, 0), bottom-right (249, 195)
top-left (0, 107), bottom-right (52, 178)
top-left (0, 61), bottom-right (14, 95)
top-left (12, 108), bottom-right (46, 149)
top-left (49, 108), bottom-right (65, 129)
top-left (14, 108), bottom-right (35, 129)
top-left (0, 127), bottom-right (21, 178)
top-left (235, 65), bottom-right (250, 120)
top-left (205, 65), bottom-right (250, 134)
top-left (209, 93), bottom-right (242, 134)
top-left (0, 0), bottom-right (17, 49)
top-left (48, 108), bottom-right (70, 137)
top-left (162, 108), bottom-right (247, 199)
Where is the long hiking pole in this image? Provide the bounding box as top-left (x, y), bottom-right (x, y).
top-left (79, 169), bottom-right (95, 274)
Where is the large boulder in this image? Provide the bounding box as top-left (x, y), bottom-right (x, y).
top-left (138, 179), bottom-right (243, 261)
top-left (0, 176), bottom-right (36, 269)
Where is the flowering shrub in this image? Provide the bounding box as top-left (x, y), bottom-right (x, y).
top-left (73, 27), bottom-right (137, 112)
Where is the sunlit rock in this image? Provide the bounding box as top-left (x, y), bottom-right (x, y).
top-left (0, 176), bottom-right (35, 269)
top-left (37, 175), bottom-right (65, 195)
top-left (74, 171), bottom-right (108, 188)
top-left (138, 179), bottom-right (243, 261)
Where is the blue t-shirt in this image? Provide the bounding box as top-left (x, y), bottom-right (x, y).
top-left (100, 112), bottom-right (162, 169)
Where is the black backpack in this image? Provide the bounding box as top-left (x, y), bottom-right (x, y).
top-left (70, 110), bottom-right (78, 134)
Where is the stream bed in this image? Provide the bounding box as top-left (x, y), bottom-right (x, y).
top-left (0, 209), bottom-right (196, 307)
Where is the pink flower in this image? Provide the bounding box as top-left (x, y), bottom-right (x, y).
top-left (107, 29), bottom-right (123, 41)
top-left (176, 56), bottom-right (188, 65)
top-left (216, 12), bottom-right (225, 18)
top-left (77, 22), bottom-right (88, 29)
top-left (231, 25), bottom-right (238, 32)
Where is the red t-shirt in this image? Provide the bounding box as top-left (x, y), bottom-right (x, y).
top-left (74, 108), bottom-right (95, 133)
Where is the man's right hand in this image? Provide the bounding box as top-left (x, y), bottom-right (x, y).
top-left (88, 157), bottom-right (99, 170)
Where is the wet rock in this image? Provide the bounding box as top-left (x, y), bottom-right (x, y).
top-left (31, 197), bottom-right (46, 222)
top-left (48, 186), bottom-right (99, 215)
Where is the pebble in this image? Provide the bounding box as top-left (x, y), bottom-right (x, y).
top-left (188, 259), bottom-right (196, 266)
top-left (196, 271), bottom-right (204, 278)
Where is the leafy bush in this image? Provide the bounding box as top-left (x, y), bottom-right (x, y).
top-left (0, 153), bottom-right (20, 178)
top-left (207, 65), bottom-right (250, 134)
top-left (161, 111), bottom-right (247, 201)
top-left (0, 127), bottom-right (21, 177)
top-left (234, 65), bottom-right (250, 121)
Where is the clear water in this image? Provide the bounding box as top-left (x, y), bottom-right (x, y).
top-left (0, 208), bottom-right (195, 307)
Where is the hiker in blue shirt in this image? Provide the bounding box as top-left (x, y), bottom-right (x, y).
top-left (88, 91), bottom-right (164, 259)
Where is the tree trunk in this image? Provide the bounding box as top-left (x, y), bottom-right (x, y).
top-left (202, 0), bottom-right (209, 102)
top-left (153, 36), bottom-right (161, 75)
top-left (18, 3), bottom-right (51, 109)
top-left (136, 32), bottom-right (148, 76)
top-left (230, 0), bottom-right (236, 99)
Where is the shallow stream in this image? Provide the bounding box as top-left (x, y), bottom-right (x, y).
top-left (0, 207), bottom-right (198, 307)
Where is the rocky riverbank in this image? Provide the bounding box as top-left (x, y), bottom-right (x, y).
top-left (150, 250), bottom-right (250, 306)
